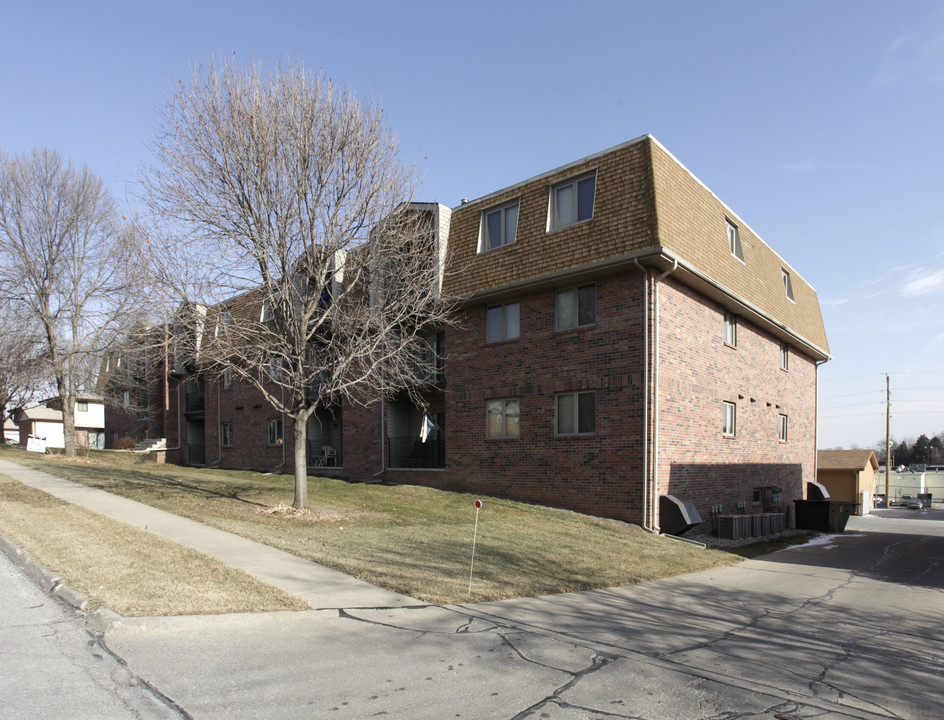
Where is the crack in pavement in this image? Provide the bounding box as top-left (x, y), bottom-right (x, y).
top-left (508, 652), bottom-right (620, 720)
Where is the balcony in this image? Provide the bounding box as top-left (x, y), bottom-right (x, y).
top-left (309, 438), bottom-right (343, 468)
top-left (388, 434), bottom-right (445, 469)
top-left (185, 392), bottom-right (205, 413)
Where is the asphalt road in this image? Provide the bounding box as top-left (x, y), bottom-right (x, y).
top-left (3, 508), bottom-right (941, 719)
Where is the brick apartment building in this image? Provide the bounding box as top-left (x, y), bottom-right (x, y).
top-left (115, 135), bottom-right (830, 531)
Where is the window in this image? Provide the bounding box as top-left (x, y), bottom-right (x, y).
top-left (779, 414), bottom-right (788, 442)
top-left (780, 342), bottom-right (789, 371)
top-left (726, 218), bottom-right (744, 262)
top-left (556, 392), bottom-right (596, 435)
top-left (557, 285), bottom-right (596, 330)
top-left (268, 417), bottom-right (284, 446)
top-left (486, 302), bottom-right (520, 343)
top-left (549, 173), bottom-right (596, 230)
top-left (752, 488), bottom-right (763, 504)
top-left (221, 422), bottom-right (233, 447)
top-left (724, 313), bottom-right (737, 346)
top-left (223, 367), bottom-right (233, 389)
top-left (481, 200), bottom-right (519, 251)
top-left (122, 391), bottom-right (130, 407)
top-left (216, 308), bottom-right (231, 337)
top-left (260, 293), bottom-right (280, 322)
top-left (268, 356), bottom-right (283, 382)
top-left (486, 398), bottom-right (520, 438)
top-left (77, 401), bottom-right (88, 412)
top-left (723, 401), bottom-right (736, 437)
top-left (782, 268), bottom-right (795, 301)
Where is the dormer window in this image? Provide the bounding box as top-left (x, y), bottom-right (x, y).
top-left (480, 200), bottom-right (519, 251)
top-left (216, 308), bottom-right (231, 337)
top-left (726, 218), bottom-right (744, 262)
top-left (549, 172), bottom-right (596, 231)
top-left (782, 268), bottom-right (795, 301)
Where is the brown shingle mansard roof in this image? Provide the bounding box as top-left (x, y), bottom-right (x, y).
top-left (818, 450), bottom-right (879, 471)
top-left (443, 135), bottom-right (830, 361)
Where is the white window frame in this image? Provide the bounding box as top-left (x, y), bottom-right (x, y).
top-left (782, 268), bottom-right (795, 301)
top-left (268, 417), bottom-right (284, 446)
top-left (216, 308), bottom-right (231, 337)
top-left (76, 401), bottom-right (89, 413)
top-left (556, 285), bottom-right (596, 330)
top-left (724, 313), bottom-right (737, 347)
top-left (260, 293), bottom-right (281, 322)
top-left (221, 422), bottom-right (233, 447)
top-left (723, 401), bottom-right (737, 437)
top-left (480, 199), bottom-right (520, 252)
top-left (486, 301), bottom-right (520, 343)
top-left (268, 356), bottom-right (283, 382)
top-left (779, 414), bottom-right (788, 442)
top-left (779, 342), bottom-right (789, 371)
top-left (726, 218), bottom-right (744, 262)
top-left (486, 398), bottom-right (520, 439)
top-left (556, 391), bottom-right (596, 435)
top-left (548, 171), bottom-right (596, 231)
top-left (223, 367), bottom-right (233, 389)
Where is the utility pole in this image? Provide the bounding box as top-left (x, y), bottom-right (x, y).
top-left (885, 374), bottom-right (891, 503)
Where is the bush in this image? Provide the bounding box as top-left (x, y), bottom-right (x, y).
top-left (114, 437), bottom-right (136, 451)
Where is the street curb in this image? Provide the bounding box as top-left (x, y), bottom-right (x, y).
top-left (0, 529), bottom-right (123, 630)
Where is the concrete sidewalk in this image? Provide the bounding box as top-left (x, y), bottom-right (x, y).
top-left (0, 458), bottom-right (423, 610)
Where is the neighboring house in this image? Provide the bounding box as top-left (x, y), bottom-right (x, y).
top-left (122, 135), bottom-right (830, 531)
top-left (3, 417), bottom-right (19, 444)
top-left (15, 395), bottom-right (106, 450)
top-left (817, 449), bottom-right (878, 514)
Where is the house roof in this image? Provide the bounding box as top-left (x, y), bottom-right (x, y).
top-left (17, 404), bottom-right (63, 422)
top-left (818, 450), bottom-right (879, 472)
top-left (442, 135), bottom-right (830, 361)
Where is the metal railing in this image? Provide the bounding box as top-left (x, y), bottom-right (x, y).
top-left (309, 438), bottom-right (343, 468)
top-left (388, 434), bottom-right (445, 468)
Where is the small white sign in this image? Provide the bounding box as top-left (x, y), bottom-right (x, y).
top-left (26, 435), bottom-right (47, 453)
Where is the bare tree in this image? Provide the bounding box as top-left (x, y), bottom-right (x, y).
top-left (0, 148), bottom-right (144, 457)
top-left (140, 59), bottom-right (453, 508)
top-left (0, 301), bottom-right (46, 420)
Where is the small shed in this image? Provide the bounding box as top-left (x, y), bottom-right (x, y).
top-left (817, 450), bottom-right (878, 514)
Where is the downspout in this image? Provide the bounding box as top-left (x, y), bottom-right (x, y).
top-left (162, 325), bottom-right (183, 454)
top-left (374, 397), bottom-right (387, 478)
top-left (814, 358), bottom-right (828, 506)
top-left (652, 258), bottom-right (678, 533)
top-left (634, 259), bottom-right (651, 531)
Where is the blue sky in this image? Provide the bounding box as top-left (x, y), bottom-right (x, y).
top-left (3, 0), bottom-right (943, 451)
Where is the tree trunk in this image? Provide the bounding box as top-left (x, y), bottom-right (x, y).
top-left (292, 418), bottom-right (309, 509)
top-left (61, 391), bottom-right (76, 459)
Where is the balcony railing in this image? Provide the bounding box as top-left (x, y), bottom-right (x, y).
top-left (388, 434), bottom-right (445, 469)
top-left (185, 393), bottom-right (205, 413)
top-left (309, 438), bottom-right (343, 468)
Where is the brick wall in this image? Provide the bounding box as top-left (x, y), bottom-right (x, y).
top-left (654, 278), bottom-right (817, 527)
top-left (437, 271), bottom-right (647, 523)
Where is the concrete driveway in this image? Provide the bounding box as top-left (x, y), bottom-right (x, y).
top-left (102, 509), bottom-right (943, 720)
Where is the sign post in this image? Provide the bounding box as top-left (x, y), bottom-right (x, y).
top-left (468, 499), bottom-right (482, 596)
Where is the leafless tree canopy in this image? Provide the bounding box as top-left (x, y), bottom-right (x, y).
top-left (0, 302), bottom-right (46, 420)
top-left (0, 148), bottom-right (143, 456)
top-left (140, 59), bottom-right (453, 508)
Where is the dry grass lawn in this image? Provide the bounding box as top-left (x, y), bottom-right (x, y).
top-left (0, 469), bottom-right (307, 615)
top-left (0, 447), bottom-right (810, 607)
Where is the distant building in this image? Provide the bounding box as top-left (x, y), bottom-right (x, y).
top-left (817, 449), bottom-right (878, 513)
top-left (15, 395), bottom-right (106, 449)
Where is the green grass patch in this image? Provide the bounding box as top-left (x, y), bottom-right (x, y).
top-left (2, 447), bottom-right (756, 604)
top-left (0, 469), bottom-right (307, 615)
